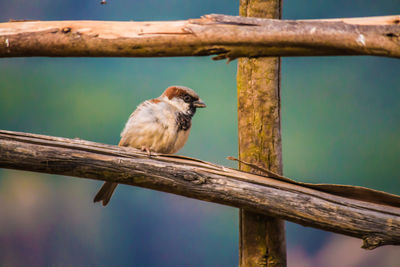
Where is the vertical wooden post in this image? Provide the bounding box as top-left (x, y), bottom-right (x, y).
top-left (237, 0), bottom-right (286, 266)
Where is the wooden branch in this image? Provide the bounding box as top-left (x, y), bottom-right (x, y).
top-left (0, 14), bottom-right (399, 59)
top-left (237, 1), bottom-right (286, 266)
top-left (1, 130), bottom-right (400, 250)
top-left (305, 15), bottom-right (400, 25)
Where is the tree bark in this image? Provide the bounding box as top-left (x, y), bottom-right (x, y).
top-left (1, 130), bottom-right (400, 250)
top-left (237, 1), bottom-right (286, 266)
top-left (0, 14), bottom-right (399, 59)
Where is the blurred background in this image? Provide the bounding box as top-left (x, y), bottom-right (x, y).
top-left (1, 0), bottom-right (400, 266)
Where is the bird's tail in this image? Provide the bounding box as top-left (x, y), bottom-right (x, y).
top-left (93, 182), bottom-right (118, 206)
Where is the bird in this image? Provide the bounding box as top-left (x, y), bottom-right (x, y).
top-left (93, 85), bottom-right (206, 206)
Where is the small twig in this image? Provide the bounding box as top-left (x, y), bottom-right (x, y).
top-left (227, 156), bottom-right (286, 180)
top-left (227, 156), bottom-right (400, 208)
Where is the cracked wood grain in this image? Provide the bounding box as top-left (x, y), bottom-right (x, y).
top-left (0, 14), bottom-right (399, 59)
top-left (1, 130), bottom-right (400, 250)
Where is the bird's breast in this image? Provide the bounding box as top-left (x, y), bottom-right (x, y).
top-left (120, 101), bottom-right (192, 154)
top-left (169, 126), bottom-right (191, 153)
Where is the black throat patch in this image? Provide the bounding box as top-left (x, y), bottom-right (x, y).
top-left (176, 112), bottom-right (193, 131)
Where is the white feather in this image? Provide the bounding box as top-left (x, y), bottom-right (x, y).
top-left (120, 97), bottom-right (190, 154)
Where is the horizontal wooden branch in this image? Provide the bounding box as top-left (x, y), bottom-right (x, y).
top-left (1, 130), bottom-right (400, 249)
top-left (302, 15), bottom-right (400, 25)
top-left (0, 14), bottom-right (399, 59)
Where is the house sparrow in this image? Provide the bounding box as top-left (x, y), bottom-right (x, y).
top-left (93, 85), bottom-right (206, 206)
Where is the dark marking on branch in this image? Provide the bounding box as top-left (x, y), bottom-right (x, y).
top-left (62, 27), bottom-right (71, 33)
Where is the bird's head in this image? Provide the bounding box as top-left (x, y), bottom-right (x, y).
top-left (161, 85), bottom-right (206, 115)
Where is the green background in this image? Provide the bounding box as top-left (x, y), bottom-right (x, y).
top-left (1, 0), bottom-right (399, 266)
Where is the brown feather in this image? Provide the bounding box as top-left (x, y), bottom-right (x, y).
top-left (149, 98), bottom-right (161, 104)
top-left (93, 182), bottom-right (118, 206)
top-left (94, 139), bottom-right (128, 205)
top-left (162, 86), bottom-right (199, 100)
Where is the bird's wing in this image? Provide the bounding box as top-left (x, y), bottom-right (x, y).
top-left (119, 99), bottom-right (175, 150)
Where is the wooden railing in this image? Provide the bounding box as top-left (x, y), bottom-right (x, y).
top-left (1, 8), bottom-right (399, 267)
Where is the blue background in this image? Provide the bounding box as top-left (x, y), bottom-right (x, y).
top-left (1, 1), bottom-right (400, 266)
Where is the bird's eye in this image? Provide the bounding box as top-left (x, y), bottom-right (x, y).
top-left (183, 95), bottom-right (191, 102)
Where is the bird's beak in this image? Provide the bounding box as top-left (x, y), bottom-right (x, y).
top-left (193, 99), bottom-right (206, 108)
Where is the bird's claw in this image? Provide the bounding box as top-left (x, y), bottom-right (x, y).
top-left (141, 146), bottom-right (152, 157)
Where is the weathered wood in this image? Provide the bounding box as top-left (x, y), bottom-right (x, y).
top-left (305, 15), bottom-right (400, 25)
top-left (237, 1), bottom-right (286, 266)
top-left (1, 130), bottom-right (400, 250)
top-left (0, 14), bottom-right (399, 59)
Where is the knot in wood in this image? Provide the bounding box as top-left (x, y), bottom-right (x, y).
top-left (362, 234), bottom-right (385, 249)
top-left (62, 27), bottom-right (72, 33)
top-left (178, 170), bottom-right (207, 185)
